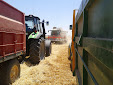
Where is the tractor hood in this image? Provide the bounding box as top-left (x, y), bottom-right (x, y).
top-left (28, 32), bottom-right (43, 39)
top-left (28, 32), bottom-right (39, 39)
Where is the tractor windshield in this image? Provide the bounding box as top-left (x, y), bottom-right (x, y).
top-left (25, 20), bottom-right (34, 29)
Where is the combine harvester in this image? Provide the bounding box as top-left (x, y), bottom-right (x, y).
top-left (47, 27), bottom-right (67, 43)
top-left (0, 0), bottom-right (51, 84)
top-left (68, 0), bottom-right (113, 85)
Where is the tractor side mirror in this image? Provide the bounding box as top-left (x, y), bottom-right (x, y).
top-left (69, 25), bottom-right (72, 30)
top-left (46, 21), bottom-right (49, 26)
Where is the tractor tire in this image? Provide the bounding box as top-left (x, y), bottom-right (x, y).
top-left (26, 38), bottom-right (45, 65)
top-left (0, 59), bottom-right (20, 85)
top-left (68, 43), bottom-right (71, 60)
top-left (45, 40), bottom-right (52, 57)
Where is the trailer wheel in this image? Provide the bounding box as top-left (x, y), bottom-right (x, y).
top-left (68, 43), bottom-right (73, 71)
top-left (26, 38), bottom-right (45, 65)
top-left (0, 59), bottom-right (20, 85)
top-left (70, 59), bottom-right (73, 71)
top-left (68, 43), bottom-right (71, 60)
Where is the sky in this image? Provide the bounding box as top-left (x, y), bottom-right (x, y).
top-left (4, 0), bottom-right (82, 34)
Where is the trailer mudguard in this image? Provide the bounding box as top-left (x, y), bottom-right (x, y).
top-left (28, 32), bottom-right (43, 39)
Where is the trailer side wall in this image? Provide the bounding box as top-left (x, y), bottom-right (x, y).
top-left (72, 0), bottom-right (113, 85)
top-left (0, 1), bottom-right (25, 62)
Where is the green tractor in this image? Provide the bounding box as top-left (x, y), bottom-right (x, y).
top-left (25, 15), bottom-right (51, 65)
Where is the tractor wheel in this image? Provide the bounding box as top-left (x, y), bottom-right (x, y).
top-left (0, 59), bottom-right (20, 85)
top-left (46, 44), bottom-right (51, 56)
top-left (45, 40), bottom-right (52, 57)
top-left (26, 38), bottom-right (45, 65)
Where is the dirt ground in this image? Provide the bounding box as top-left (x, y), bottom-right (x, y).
top-left (13, 43), bottom-right (77, 85)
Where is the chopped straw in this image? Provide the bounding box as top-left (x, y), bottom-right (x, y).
top-left (13, 43), bottom-right (78, 85)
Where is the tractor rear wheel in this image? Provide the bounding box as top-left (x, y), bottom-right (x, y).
top-left (25, 38), bottom-right (45, 65)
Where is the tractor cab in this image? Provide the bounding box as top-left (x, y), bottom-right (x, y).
top-left (25, 15), bottom-right (43, 37)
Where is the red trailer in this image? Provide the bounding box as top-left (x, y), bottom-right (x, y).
top-left (0, 0), bottom-right (25, 84)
